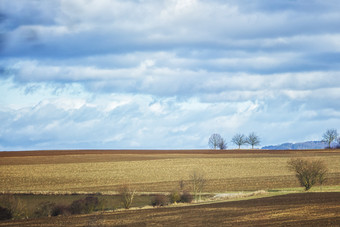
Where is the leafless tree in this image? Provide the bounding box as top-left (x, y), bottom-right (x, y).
top-left (232, 133), bottom-right (246, 149)
top-left (318, 165), bottom-right (328, 191)
top-left (179, 180), bottom-right (185, 191)
top-left (287, 158), bottom-right (328, 191)
top-left (246, 132), bottom-right (261, 149)
top-left (322, 129), bottom-right (338, 149)
top-left (190, 171), bottom-right (206, 201)
top-left (118, 185), bottom-right (136, 209)
top-left (218, 138), bottom-right (227, 150)
top-left (208, 133), bottom-right (222, 149)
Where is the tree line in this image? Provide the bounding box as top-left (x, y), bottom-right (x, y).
top-left (208, 132), bottom-right (260, 150)
top-left (209, 128), bottom-right (340, 150)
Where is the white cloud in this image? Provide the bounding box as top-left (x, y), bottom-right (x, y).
top-left (6, 59), bottom-right (340, 97)
top-left (1, 0), bottom-right (340, 150)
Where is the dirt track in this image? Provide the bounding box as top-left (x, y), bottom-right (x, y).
top-left (1, 192), bottom-right (339, 226)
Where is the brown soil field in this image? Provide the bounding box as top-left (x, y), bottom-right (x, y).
top-left (0, 149), bottom-right (338, 157)
top-left (1, 192), bottom-right (339, 226)
top-left (1, 149), bottom-right (340, 193)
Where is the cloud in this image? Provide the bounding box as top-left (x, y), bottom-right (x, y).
top-left (1, 0), bottom-right (340, 150)
top-left (2, 0), bottom-right (340, 57)
top-left (1, 86), bottom-right (338, 150)
top-left (0, 92), bottom-right (257, 150)
top-left (5, 59), bottom-right (340, 100)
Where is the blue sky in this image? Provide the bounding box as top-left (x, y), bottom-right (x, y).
top-left (0, 0), bottom-right (339, 150)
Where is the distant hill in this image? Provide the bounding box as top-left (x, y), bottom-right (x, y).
top-left (262, 141), bottom-right (329, 150)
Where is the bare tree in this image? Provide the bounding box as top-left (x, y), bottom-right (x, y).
top-left (179, 180), bottom-right (185, 192)
top-left (218, 138), bottom-right (227, 150)
top-left (208, 133), bottom-right (222, 149)
top-left (318, 165), bottom-right (328, 191)
top-left (287, 158), bottom-right (328, 191)
top-left (322, 129), bottom-right (338, 149)
top-left (118, 185), bottom-right (136, 209)
top-left (246, 132), bottom-right (261, 149)
top-left (231, 133), bottom-right (246, 149)
top-left (190, 171), bottom-right (206, 201)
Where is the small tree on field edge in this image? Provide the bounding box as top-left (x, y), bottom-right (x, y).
top-left (190, 171), bottom-right (206, 201)
top-left (287, 158), bottom-right (328, 191)
top-left (118, 185), bottom-right (136, 209)
top-left (246, 132), bottom-right (260, 149)
top-left (208, 133), bottom-right (222, 149)
top-left (322, 129), bottom-right (338, 149)
top-left (232, 133), bottom-right (246, 149)
top-left (218, 137), bottom-right (227, 150)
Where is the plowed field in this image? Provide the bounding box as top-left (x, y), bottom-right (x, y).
top-left (1, 192), bottom-right (339, 226)
top-left (1, 149), bottom-right (340, 193)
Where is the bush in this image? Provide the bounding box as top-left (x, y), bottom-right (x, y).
top-left (180, 191), bottom-right (193, 203)
top-left (288, 158), bottom-right (328, 191)
top-left (69, 196), bottom-right (99, 214)
top-left (69, 199), bottom-right (86, 214)
top-left (84, 196), bottom-right (99, 213)
top-left (34, 201), bottom-right (56, 217)
top-left (169, 191), bottom-right (181, 204)
top-left (0, 206), bottom-right (12, 220)
top-left (0, 194), bottom-right (27, 220)
top-left (151, 194), bottom-right (169, 207)
top-left (51, 205), bottom-right (71, 216)
top-left (49, 196), bottom-right (100, 217)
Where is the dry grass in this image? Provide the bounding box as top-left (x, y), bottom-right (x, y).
top-left (1, 150), bottom-right (340, 193)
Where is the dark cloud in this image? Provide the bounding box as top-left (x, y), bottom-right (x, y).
top-left (2, 0), bottom-right (59, 29)
top-left (2, 0), bottom-right (340, 58)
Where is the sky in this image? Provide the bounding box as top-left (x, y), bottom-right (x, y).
top-left (0, 0), bottom-right (340, 151)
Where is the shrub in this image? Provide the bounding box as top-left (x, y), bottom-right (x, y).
top-left (0, 206), bottom-right (12, 220)
top-left (69, 196), bottom-right (99, 214)
top-left (169, 191), bottom-right (181, 204)
top-left (69, 199), bottom-right (86, 214)
top-left (51, 205), bottom-right (71, 216)
top-left (34, 201), bottom-right (56, 217)
top-left (287, 158), bottom-right (328, 191)
top-left (151, 194), bottom-right (169, 207)
top-left (0, 194), bottom-right (27, 219)
top-left (180, 191), bottom-right (193, 203)
top-left (84, 196), bottom-right (99, 213)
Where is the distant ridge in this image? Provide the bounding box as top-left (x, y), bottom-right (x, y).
top-left (262, 141), bottom-right (329, 150)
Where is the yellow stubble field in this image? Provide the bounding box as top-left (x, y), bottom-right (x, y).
top-left (1, 149), bottom-right (340, 194)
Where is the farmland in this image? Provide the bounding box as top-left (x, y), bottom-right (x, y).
top-left (0, 149), bottom-right (340, 225)
top-left (1, 192), bottom-right (339, 226)
top-left (1, 149), bottom-right (340, 193)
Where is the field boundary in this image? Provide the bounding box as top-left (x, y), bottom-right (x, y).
top-left (1, 148), bottom-right (339, 157)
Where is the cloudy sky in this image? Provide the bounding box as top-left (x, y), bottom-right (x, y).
top-left (1, 0), bottom-right (340, 150)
